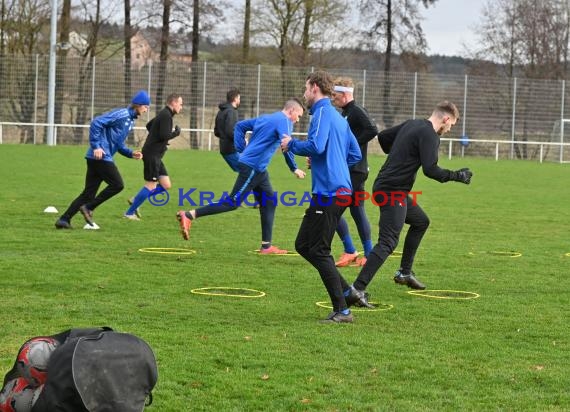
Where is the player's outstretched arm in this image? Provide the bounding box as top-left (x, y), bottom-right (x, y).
top-left (449, 168), bottom-right (473, 184)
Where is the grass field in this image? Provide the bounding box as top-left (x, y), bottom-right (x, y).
top-left (0, 145), bottom-right (569, 411)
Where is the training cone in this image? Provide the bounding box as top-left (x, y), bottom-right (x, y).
top-left (44, 206), bottom-right (59, 213)
top-left (83, 222), bottom-right (100, 230)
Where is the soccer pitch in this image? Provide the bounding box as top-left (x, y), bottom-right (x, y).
top-left (0, 145), bottom-right (568, 411)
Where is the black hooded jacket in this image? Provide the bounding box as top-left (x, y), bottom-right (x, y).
top-left (214, 102), bottom-right (239, 154)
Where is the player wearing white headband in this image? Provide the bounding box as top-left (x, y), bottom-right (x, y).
top-left (334, 85), bottom-right (354, 93)
top-left (331, 78), bottom-right (378, 269)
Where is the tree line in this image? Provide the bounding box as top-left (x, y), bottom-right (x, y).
top-left (1, 0), bottom-right (569, 146)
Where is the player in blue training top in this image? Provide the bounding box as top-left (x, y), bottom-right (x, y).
top-left (177, 98), bottom-right (306, 254)
top-left (281, 71), bottom-right (368, 324)
top-left (54, 90), bottom-right (150, 229)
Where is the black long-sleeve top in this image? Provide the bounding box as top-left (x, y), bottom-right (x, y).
top-left (375, 119), bottom-right (454, 192)
top-left (142, 106), bottom-right (178, 157)
top-left (342, 100), bottom-right (378, 175)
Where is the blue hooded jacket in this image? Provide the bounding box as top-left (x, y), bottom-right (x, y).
top-left (287, 98), bottom-right (361, 196)
top-left (85, 107), bottom-right (139, 162)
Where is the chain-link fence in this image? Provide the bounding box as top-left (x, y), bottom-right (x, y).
top-left (1, 55), bottom-right (569, 162)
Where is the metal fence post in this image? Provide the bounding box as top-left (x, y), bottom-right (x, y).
top-left (34, 54), bottom-right (39, 144)
top-left (91, 56), bottom-right (96, 121)
top-left (202, 61), bottom-right (207, 131)
top-left (462, 75), bottom-right (468, 137)
top-left (147, 61), bottom-right (152, 122)
top-left (46, 0), bottom-right (57, 146)
top-left (362, 69), bottom-right (367, 107)
top-left (560, 79), bottom-right (565, 163)
top-left (510, 77), bottom-right (517, 159)
top-left (461, 74), bottom-right (468, 158)
top-left (412, 72), bottom-right (417, 119)
top-left (256, 64), bottom-right (261, 117)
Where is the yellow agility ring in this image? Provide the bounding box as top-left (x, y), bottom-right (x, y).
top-left (248, 250), bottom-right (300, 256)
top-left (315, 301), bottom-right (393, 312)
top-left (468, 251), bottom-right (522, 258)
top-left (388, 251), bottom-right (402, 258)
top-left (488, 251), bottom-right (522, 258)
top-left (564, 252), bottom-right (570, 257)
top-left (407, 290), bottom-right (480, 300)
top-left (191, 287), bottom-right (266, 298)
top-left (138, 247), bottom-right (196, 255)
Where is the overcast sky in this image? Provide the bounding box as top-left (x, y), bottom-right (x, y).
top-left (420, 0), bottom-right (485, 56)
top-left (219, 0), bottom-right (486, 57)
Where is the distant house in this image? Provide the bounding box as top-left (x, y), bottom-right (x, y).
top-left (68, 31), bottom-right (88, 56)
top-left (169, 41), bottom-right (193, 65)
top-left (131, 30), bottom-right (192, 69)
top-left (130, 31), bottom-right (158, 70)
top-left (65, 29), bottom-right (191, 69)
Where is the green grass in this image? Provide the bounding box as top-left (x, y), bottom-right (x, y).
top-left (0, 145), bottom-right (569, 411)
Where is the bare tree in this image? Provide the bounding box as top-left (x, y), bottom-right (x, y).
top-left (70, 0), bottom-right (120, 143)
top-left (0, 0), bottom-right (51, 142)
top-left (359, 0), bottom-right (436, 127)
top-left (133, 0), bottom-right (225, 147)
top-left (1, 0), bottom-right (51, 54)
top-left (55, 0), bottom-right (71, 126)
top-left (301, 0), bottom-right (313, 66)
top-left (252, 0), bottom-right (304, 69)
top-left (471, 0), bottom-right (570, 159)
top-left (297, 0), bottom-right (348, 66)
top-left (154, 0), bottom-right (171, 115)
top-left (0, 0), bottom-right (6, 57)
top-left (189, 0), bottom-right (200, 149)
top-left (242, 0), bottom-right (251, 63)
top-left (473, 0), bottom-right (570, 80)
top-left (0, 0), bottom-right (5, 94)
top-left (250, 0), bottom-right (347, 98)
top-left (124, 0), bottom-right (132, 104)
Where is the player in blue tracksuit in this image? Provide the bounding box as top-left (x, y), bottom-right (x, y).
top-left (281, 71), bottom-right (366, 323)
top-left (177, 98), bottom-right (306, 254)
top-left (55, 90), bottom-right (150, 229)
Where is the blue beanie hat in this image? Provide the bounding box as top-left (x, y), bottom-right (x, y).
top-left (131, 90), bottom-right (151, 106)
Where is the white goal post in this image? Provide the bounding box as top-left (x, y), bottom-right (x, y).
top-left (551, 119), bottom-right (570, 163)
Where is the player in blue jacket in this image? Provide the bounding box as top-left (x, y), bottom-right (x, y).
top-left (55, 90), bottom-right (150, 229)
top-left (281, 71), bottom-right (367, 323)
top-left (177, 98), bottom-right (306, 254)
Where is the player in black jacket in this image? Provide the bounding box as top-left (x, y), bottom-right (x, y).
top-left (351, 101), bottom-right (473, 297)
top-left (331, 78), bottom-right (378, 268)
top-left (124, 93), bottom-right (183, 219)
top-left (214, 87), bottom-right (241, 172)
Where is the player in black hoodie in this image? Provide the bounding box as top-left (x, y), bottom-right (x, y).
top-left (214, 87), bottom-right (241, 171)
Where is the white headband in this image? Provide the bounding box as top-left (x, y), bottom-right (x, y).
top-left (334, 85), bottom-right (354, 93)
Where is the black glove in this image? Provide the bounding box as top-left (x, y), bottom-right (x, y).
top-left (172, 125), bottom-right (181, 138)
top-left (450, 168), bottom-right (472, 184)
